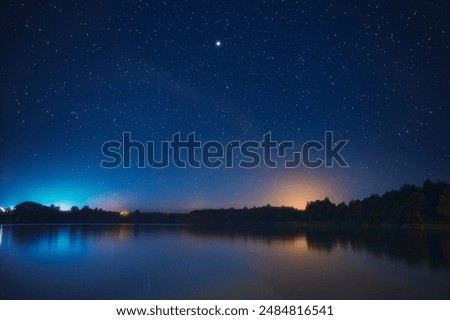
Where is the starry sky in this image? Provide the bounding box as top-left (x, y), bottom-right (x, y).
top-left (1, 0), bottom-right (449, 212)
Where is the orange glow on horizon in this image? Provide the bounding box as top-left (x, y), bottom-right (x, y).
top-left (265, 177), bottom-right (341, 210)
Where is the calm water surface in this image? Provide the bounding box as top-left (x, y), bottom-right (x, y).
top-left (1, 224), bottom-right (450, 299)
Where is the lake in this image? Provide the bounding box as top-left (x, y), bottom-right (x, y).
top-left (1, 224), bottom-right (450, 299)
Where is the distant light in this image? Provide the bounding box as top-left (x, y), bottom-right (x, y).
top-left (216, 41), bottom-right (221, 47)
top-left (53, 202), bottom-right (72, 211)
top-left (120, 210), bottom-right (130, 216)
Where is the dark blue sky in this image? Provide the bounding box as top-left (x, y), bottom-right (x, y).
top-left (1, 0), bottom-right (449, 211)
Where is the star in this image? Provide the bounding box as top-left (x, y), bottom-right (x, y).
top-left (0, 0), bottom-right (448, 214)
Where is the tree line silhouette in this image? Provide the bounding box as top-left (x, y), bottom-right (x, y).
top-left (1, 180), bottom-right (449, 225)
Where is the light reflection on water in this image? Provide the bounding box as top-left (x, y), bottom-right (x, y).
top-left (0, 224), bottom-right (450, 299)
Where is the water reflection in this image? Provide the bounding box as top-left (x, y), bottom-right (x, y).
top-left (0, 224), bottom-right (450, 299)
top-left (183, 225), bottom-right (450, 269)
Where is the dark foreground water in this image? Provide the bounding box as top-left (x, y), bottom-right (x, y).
top-left (1, 224), bottom-right (450, 299)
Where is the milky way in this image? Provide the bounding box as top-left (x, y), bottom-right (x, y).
top-left (1, 1), bottom-right (449, 211)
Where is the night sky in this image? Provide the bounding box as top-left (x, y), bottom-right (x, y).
top-left (1, 0), bottom-right (449, 212)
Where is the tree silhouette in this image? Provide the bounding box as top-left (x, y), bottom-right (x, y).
top-left (2, 181), bottom-right (450, 225)
top-left (438, 186), bottom-right (450, 217)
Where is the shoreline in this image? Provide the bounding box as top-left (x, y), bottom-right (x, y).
top-left (2, 220), bottom-right (450, 230)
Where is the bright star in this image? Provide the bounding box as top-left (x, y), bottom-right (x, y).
top-left (216, 41), bottom-right (221, 47)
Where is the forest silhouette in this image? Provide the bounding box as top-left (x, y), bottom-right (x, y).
top-left (1, 180), bottom-right (450, 225)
